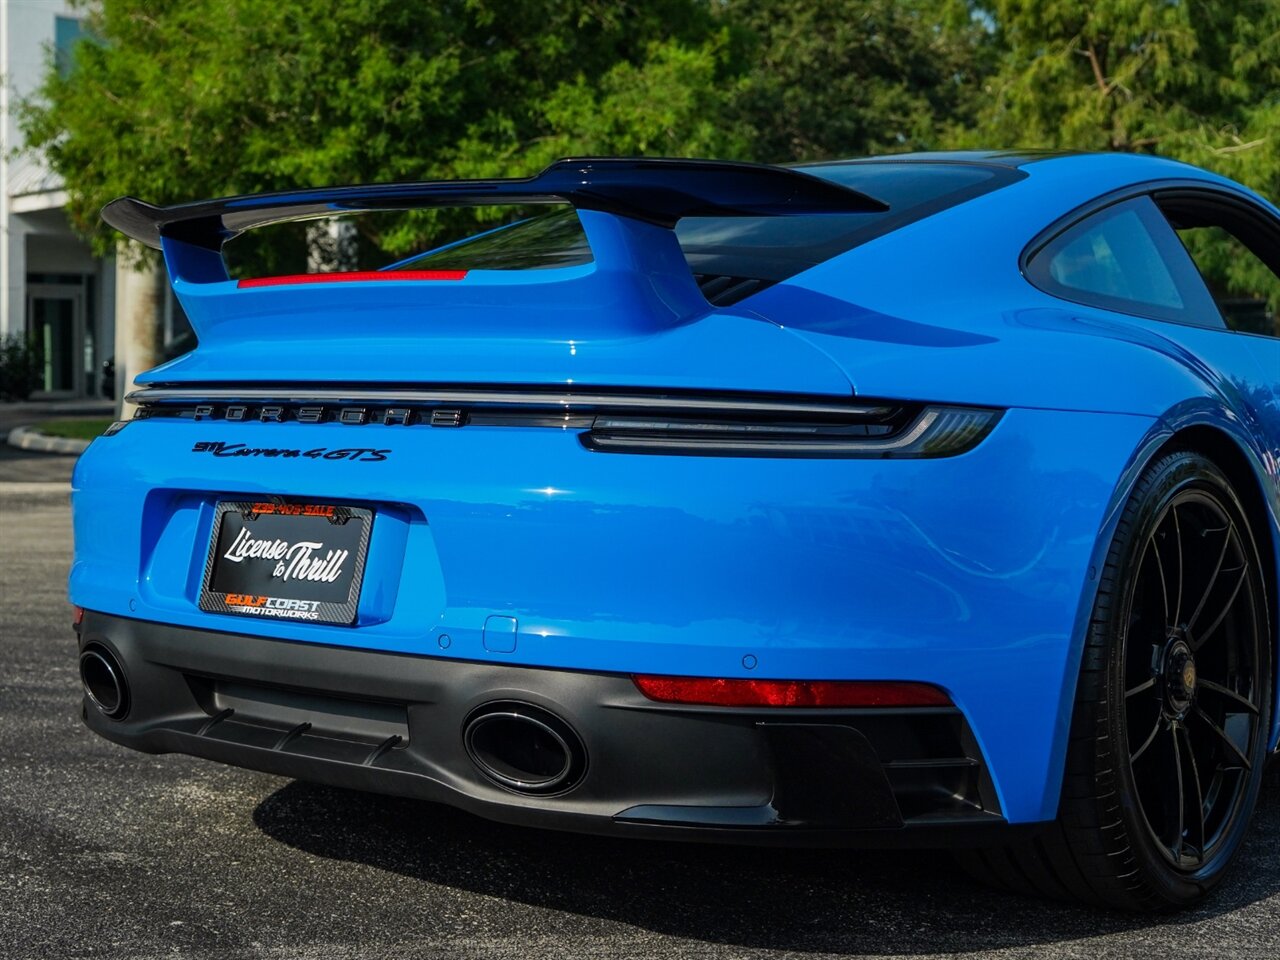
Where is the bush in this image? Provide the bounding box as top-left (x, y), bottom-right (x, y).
top-left (0, 334), bottom-right (44, 401)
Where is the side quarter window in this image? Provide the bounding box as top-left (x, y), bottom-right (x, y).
top-left (1156, 192), bottom-right (1280, 339)
top-left (1026, 196), bottom-right (1224, 327)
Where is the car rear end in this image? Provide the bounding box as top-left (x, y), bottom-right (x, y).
top-left (70, 158), bottom-right (1148, 843)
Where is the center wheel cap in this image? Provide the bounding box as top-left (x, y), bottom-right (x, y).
top-left (1163, 639), bottom-right (1197, 714)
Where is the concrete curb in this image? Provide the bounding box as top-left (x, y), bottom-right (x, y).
top-left (6, 425), bottom-right (91, 455)
top-left (0, 481), bottom-right (72, 503)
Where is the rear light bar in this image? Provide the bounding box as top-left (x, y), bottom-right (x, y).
top-left (585, 405), bottom-right (1000, 458)
top-left (237, 270), bottom-right (467, 288)
top-left (632, 675), bottom-right (951, 708)
top-left (124, 387), bottom-right (1001, 459)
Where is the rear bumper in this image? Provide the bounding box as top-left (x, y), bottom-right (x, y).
top-left (78, 610), bottom-right (1036, 846)
top-left (70, 407), bottom-right (1159, 823)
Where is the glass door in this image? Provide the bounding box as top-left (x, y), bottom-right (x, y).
top-left (27, 284), bottom-right (86, 397)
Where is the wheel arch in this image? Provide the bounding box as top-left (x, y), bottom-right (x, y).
top-left (966, 412), bottom-right (1279, 907)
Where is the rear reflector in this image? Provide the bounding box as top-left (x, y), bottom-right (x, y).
top-left (237, 270), bottom-right (467, 288)
top-left (631, 676), bottom-right (951, 708)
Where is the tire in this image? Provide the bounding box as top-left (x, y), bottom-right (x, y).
top-left (957, 449), bottom-right (1273, 910)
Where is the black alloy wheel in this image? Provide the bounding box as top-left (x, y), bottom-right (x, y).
top-left (957, 449), bottom-right (1272, 910)
top-left (1123, 477), bottom-right (1265, 872)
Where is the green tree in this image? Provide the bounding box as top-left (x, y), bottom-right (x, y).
top-left (725, 0), bottom-right (992, 163)
top-left (967, 1), bottom-right (1280, 185)
top-left (19, 0), bottom-right (740, 260)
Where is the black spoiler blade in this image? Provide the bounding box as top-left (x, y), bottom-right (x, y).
top-left (101, 157), bottom-right (888, 251)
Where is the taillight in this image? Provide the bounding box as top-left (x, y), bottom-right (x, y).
top-left (631, 676), bottom-right (950, 708)
top-left (583, 405), bottom-right (1001, 458)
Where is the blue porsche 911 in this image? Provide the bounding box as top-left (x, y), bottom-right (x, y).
top-left (72, 152), bottom-right (1280, 910)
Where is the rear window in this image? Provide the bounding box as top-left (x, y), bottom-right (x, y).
top-left (389, 207), bottom-right (592, 272)
top-left (677, 162), bottom-right (1001, 284)
top-left (392, 161), bottom-right (1016, 303)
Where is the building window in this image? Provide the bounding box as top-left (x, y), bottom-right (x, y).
top-left (55, 16), bottom-right (84, 77)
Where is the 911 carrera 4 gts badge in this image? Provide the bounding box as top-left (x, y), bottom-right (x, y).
top-left (199, 500), bottom-right (374, 625)
top-left (191, 440), bottom-right (389, 462)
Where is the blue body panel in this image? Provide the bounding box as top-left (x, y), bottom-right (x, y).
top-left (72, 152), bottom-right (1280, 825)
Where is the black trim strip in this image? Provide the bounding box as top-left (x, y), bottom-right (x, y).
top-left (127, 385), bottom-right (895, 419)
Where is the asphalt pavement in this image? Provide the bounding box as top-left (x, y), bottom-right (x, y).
top-left (2, 467), bottom-right (1280, 958)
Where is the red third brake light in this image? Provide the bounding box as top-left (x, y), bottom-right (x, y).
top-left (237, 270), bottom-right (468, 288)
top-left (631, 676), bottom-right (951, 708)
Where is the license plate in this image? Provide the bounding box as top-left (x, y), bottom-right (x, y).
top-left (199, 500), bottom-right (373, 625)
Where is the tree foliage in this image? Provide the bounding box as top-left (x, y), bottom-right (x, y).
top-left (969, 1), bottom-right (1280, 182)
top-left (20, 0), bottom-right (1280, 274)
top-left (726, 0), bottom-right (991, 163)
top-left (20, 0), bottom-right (996, 262)
top-left (20, 0), bottom-right (734, 258)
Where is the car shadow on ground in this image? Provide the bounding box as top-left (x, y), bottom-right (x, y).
top-left (253, 765), bottom-right (1280, 955)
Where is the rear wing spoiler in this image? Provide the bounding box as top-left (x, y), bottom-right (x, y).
top-left (101, 157), bottom-right (887, 252)
top-left (101, 158), bottom-right (891, 350)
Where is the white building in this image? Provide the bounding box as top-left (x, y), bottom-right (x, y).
top-left (2, 0), bottom-right (115, 398)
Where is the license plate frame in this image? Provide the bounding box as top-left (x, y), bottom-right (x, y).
top-left (198, 499), bottom-right (373, 625)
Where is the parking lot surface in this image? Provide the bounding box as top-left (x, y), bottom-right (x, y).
top-left (2, 480), bottom-right (1279, 959)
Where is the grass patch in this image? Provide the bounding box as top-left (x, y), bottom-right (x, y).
top-left (33, 417), bottom-right (114, 441)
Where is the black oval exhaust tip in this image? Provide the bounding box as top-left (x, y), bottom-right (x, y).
top-left (79, 644), bottom-right (129, 720)
top-left (463, 701), bottom-right (586, 795)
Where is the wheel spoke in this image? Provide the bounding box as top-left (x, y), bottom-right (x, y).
top-left (1185, 522), bottom-right (1233, 635)
top-left (1126, 676), bottom-right (1157, 699)
top-left (1193, 705), bottom-right (1252, 771)
top-left (1179, 723), bottom-right (1207, 863)
top-left (1171, 723), bottom-right (1185, 861)
top-left (1197, 677), bottom-right (1259, 716)
top-left (1190, 564), bottom-right (1248, 652)
top-left (1131, 716), bottom-right (1163, 763)
top-left (1147, 531), bottom-right (1171, 628)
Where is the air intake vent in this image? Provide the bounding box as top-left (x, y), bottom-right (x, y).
top-left (695, 274), bottom-right (774, 307)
